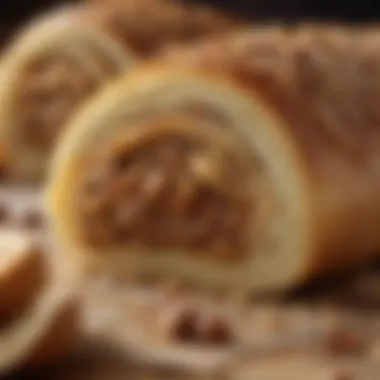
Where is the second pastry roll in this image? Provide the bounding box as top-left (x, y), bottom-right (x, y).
top-left (46, 26), bottom-right (380, 294)
top-left (0, 0), bottom-right (237, 182)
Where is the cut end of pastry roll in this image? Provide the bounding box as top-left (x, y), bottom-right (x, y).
top-left (22, 290), bottom-right (80, 368)
top-left (0, 278), bottom-right (80, 374)
top-left (46, 65), bottom-right (315, 294)
top-left (0, 4), bottom-right (134, 183)
top-left (0, 229), bottom-right (81, 374)
top-left (0, 229), bottom-right (47, 321)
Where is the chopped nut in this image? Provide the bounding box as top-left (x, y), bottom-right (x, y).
top-left (78, 119), bottom-right (252, 261)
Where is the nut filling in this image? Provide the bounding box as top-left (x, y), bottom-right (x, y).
top-left (76, 115), bottom-right (257, 260)
top-left (15, 53), bottom-right (117, 153)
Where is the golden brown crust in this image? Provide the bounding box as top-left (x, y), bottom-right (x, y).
top-left (47, 24), bottom-right (380, 294)
top-left (81, 0), bottom-right (240, 57)
top-left (47, 62), bottom-right (312, 293)
top-left (162, 25), bottom-right (380, 162)
top-left (17, 0), bottom-right (239, 61)
top-left (160, 25), bottom-right (380, 280)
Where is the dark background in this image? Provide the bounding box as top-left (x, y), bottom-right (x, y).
top-left (2, 0), bottom-right (380, 23)
top-left (195, 0), bottom-right (380, 22)
top-left (1, 0), bottom-right (380, 39)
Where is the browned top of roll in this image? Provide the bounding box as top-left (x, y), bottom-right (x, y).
top-left (80, 0), bottom-right (241, 57)
top-left (161, 25), bottom-right (380, 170)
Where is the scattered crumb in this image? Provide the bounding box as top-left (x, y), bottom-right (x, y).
top-left (159, 302), bottom-right (234, 346)
top-left (166, 306), bottom-right (199, 343)
top-left (20, 209), bottom-right (44, 230)
top-left (197, 312), bottom-right (234, 345)
top-left (325, 326), bottom-right (365, 356)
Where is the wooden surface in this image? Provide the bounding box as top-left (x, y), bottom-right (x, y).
top-left (0, 187), bottom-right (379, 379)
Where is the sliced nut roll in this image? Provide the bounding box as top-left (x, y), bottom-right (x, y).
top-left (46, 25), bottom-right (380, 294)
top-left (0, 0), bottom-right (237, 183)
top-left (0, 229), bottom-right (80, 374)
top-left (0, 3), bottom-right (130, 183)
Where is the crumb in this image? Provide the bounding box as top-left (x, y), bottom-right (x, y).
top-left (325, 326), bottom-right (365, 356)
top-left (197, 312), bottom-right (234, 345)
top-left (161, 302), bottom-right (234, 346)
top-left (170, 307), bottom-right (198, 342)
top-left (20, 210), bottom-right (44, 230)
